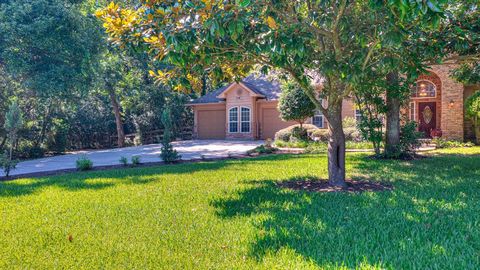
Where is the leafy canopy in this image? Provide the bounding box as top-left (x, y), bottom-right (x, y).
top-left (278, 81), bottom-right (316, 124)
top-left (96, 0), bottom-right (446, 106)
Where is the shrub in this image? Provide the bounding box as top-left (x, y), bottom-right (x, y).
top-left (247, 145), bottom-right (278, 155)
top-left (465, 91), bottom-right (480, 144)
top-left (396, 121), bottom-right (422, 158)
top-left (76, 156), bottom-right (93, 171)
top-left (274, 124), bottom-right (318, 142)
top-left (0, 151), bottom-right (19, 177)
top-left (433, 138), bottom-right (475, 149)
top-left (290, 126), bottom-right (308, 141)
top-left (342, 117), bottom-right (357, 129)
top-left (131, 155), bottom-right (141, 166)
top-left (119, 156), bottom-right (128, 166)
top-left (311, 129), bottom-right (329, 142)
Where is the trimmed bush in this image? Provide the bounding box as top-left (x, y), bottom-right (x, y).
top-left (76, 156), bottom-right (93, 171)
top-left (274, 124), bottom-right (318, 142)
top-left (311, 129), bottom-right (329, 142)
top-left (433, 138), bottom-right (475, 149)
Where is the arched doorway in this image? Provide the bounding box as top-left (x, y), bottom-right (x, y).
top-left (409, 72), bottom-right (442, 138)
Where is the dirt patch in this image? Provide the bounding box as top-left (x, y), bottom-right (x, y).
top-left (278, 179), bottom-right (393, 193)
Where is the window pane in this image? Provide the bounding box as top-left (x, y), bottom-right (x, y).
top-left (229, 122), bottom-right (238, 133)
top-left (313, 116), bottom-right (323, 128)
top-left (241, 122), bottom-right (250, 133)
top-left (229, 107), bottom-right (238, 133)
top-left (412, 81), bottom-right (436, 98)
top-left (240, 107), bottom-right (250, 132)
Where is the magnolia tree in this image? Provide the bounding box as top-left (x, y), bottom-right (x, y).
top-left (97, 0), bottom-right (445, 186)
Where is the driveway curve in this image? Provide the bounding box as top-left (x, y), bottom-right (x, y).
top-left (1, 140), bottom-right (263, 177)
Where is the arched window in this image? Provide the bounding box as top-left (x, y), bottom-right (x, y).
top-left (228, 107), bottom-right (238, 133)
top-left (240, 107), bottom-right (251, 133)
top-left (412, 80), bottom-right (436, 98)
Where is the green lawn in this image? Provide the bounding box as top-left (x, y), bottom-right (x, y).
top-left (1, 148), bottom-right (480, 269)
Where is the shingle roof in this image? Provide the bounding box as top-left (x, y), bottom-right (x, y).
top-left (189, 75), bottom-right (282, 104)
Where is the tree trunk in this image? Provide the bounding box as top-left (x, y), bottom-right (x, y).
top-left (326, 100), bottom-right (346, 187)
top-left (385, 72), bottom-right (401, 156)
top-left (108, 88), bottom-right (125, 148)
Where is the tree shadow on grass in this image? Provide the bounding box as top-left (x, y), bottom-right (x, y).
top-left (0, 154), bottom-right (297, 198)
top-left (211, 152), bottom-right (480, 268)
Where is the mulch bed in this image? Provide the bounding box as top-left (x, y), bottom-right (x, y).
top-left (278, 179), bottom-right (393, 193)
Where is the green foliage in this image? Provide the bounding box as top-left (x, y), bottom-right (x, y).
top-left (465, 91), bottom-right (480, 143)
top-left (310, 129), bottom-right (330, 143)
top-left (0, 151), bottom-right (18, 177)
top-left (160, 107), bottom-right (181, 164)
top-left (17, 142), bottom-right (45, 159)
top-left (342, 117), bottom-right (357, 129)
top-left (76, 156), bottom-right (93, 171)
top-left (357, 114), bottom-right (384, 154)
top-left (290, 127), bottom-right (308, 142)
top-left (4, 101), bottom-right (23, 138)
top-left (397, 121), bottom-right (423, 158)
top-left (465, 91), bottom-right (480, 123)
top-left (119, 156), bottom-right (128, 166)
top-left (278, 81), bottom-right (316, 125)
top-left (131, 156), bottom-right (141, 166)
top-left (274, 124), bottom-right (318, 142)
top-left (433, 138), bottom-right (475, 149)
top-left (246, 145), bottom-right (278, 155)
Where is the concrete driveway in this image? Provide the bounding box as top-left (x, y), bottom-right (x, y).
top-left (1, 140), bottom-right (263, 177)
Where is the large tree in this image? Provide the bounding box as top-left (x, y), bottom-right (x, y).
top-left (97, 0), bottom-right (444, 186)
top-left (0, 0), bottom-right (102, 147)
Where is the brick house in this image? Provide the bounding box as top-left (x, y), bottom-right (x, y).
top-left (188, 64), bottom-right (479, 141)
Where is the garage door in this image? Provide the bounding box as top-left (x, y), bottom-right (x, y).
top-left (197, 109), bottom-right (226, 139)
top-left (261, 108), bottom-right (292, 139)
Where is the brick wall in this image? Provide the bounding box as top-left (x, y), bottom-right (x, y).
top-left (430, 65), bottom-right (465, 140)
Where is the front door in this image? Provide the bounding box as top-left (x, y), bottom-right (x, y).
top-left (418, 102), bottom-right (436, 138)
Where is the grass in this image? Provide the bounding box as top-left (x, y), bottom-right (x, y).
top-left (1, 147), bottom-right (480, 269)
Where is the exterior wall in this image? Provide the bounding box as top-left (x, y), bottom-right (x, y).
top-left (224, 84), bottom-right (256, 140)
top-left (192, 65), bottom-right (468, 141)
top-left (431, 65), bottom-right (464, 140)
top-left (303, 98), bottom-right (356, 129)
top-left (464, 85), bottom-right (480, 141)
top-left (256, 100), bottom-right (297, 139)
top-left (192, 103), bottom-right (226, 139)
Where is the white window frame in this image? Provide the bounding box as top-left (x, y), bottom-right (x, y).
top-left (411, 80), bottom-right (437, 99)
top-left (355, 109), bottom-right (363, 123)
top-left (409, 102), bottom-right (417, 121)
top-left (240, 106), bottom-right (251, 133)
top-left (312, 110), bottom-right (324, 128)
top-left (228, 107), bottom-right (239, 133)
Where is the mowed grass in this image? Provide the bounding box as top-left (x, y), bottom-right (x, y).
top-left (1, 148), bottom-right (480, 269)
